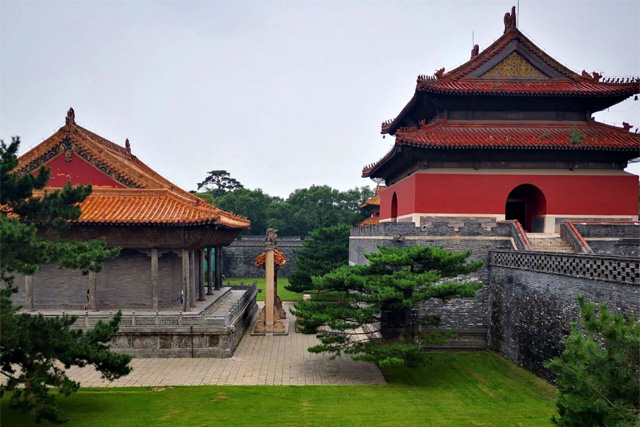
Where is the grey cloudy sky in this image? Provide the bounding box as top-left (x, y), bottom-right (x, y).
top-left (1, 0), bottom-right (639, 198)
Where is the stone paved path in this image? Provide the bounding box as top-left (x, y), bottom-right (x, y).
top-left (65, 303), bottom-right (386, 387)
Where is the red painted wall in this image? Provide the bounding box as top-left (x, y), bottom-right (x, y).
top-left (41, 153), bottom-right (125, 188)
top-left (379, 173), bottom-right (639, 219)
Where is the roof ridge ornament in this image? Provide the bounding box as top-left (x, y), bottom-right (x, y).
top-left (470, 44), bottom-right (479, 59)
top-left (65, 107), bottom-right (75, 125)
top-left (125, 138), bottom-right (131, 156)
top-left (434, 67), bottom-right (445, 79)
top-left (503, 6), bottom-right (516, 34)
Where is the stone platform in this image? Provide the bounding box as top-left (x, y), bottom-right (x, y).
top-left (27, 285), bottom-right (259, 358)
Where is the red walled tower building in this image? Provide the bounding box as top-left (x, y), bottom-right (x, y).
top-left (363, 8), bottom-right (640, 233)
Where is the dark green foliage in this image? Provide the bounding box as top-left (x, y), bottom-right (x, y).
top-left (193, 177), bottom-right (373, 236)
top-left (292, 245), bottom-right (483, 367)
top-left (545, 296), bottom-right (640, 426)
top-left (286, 224), bottom-right (351, 295)
top-left (0, 288), bottom-right (131, 423)
top-left (215, 188), bottom-right (274, 235)
top-left (282, 185), bottom-right (373, 236)
top-left (1, 137), bottom-right (130, 423)
top-left (196, 170), bottom-right (244, 198)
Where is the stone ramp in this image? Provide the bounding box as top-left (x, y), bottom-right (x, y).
top-left (63, 303), bottom-right (386, 386)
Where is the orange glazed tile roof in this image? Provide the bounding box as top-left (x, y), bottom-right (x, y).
top-left (357, 217), bottom-right (380, 226)
top-left (363, 120), bottom-right (640, 177)
top-left (76, 188), bottom-right (249, 227)
top-left (17, 109), bottom-right (249, 229)
top-left (254, 250), bottom-right (287, 268)
top-left (359, 185), bottom-right (386, 208)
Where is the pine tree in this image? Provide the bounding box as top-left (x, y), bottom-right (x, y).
top-left (285, 224), bottom-right (351, 296)
top-left (545, 296), bottom-right (640, 426)
top-left (292, 245), bottom-right (483, 367)
top-left (1, 137), bottom-right (130, 424)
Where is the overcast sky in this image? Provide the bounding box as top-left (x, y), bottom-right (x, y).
top-left (1, 0), bottom-right (639, 198)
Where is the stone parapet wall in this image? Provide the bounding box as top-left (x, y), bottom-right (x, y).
top-left (572, 222), bottom-right (640, 257)
top-left (488, 251), bottom-right (639, 380)
top-left (224, 236), bottom-right (303, 278)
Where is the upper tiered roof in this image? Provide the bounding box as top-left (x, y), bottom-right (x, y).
top-left (363, 7), bottom-right (640, 179)
top-left (17, 109), bottom-right (249, 229)
top-left (381, 7), bottom-right (640, 135)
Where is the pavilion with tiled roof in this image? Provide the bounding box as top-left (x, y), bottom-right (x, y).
top-left (357, 185), bottom-right (385, 226)
top-left (14, 108), bottom-right (250, 312)
top-left (363, 7), bottom-right (639, 232)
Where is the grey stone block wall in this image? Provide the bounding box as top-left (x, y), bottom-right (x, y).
top-left (9, 249), bottom-right (191, 310)
top-left (97, 249), bottom-right (153, 309)
top-left (573, 222), bottom-right (640, 257)
top-left (157, 250), bottom-right (183, 307)
top-left (350, 219), bottom-right (517, 333)
top-left (32, 266), bottom-right (88, 309)
top-left (224, 236), bottom-right (303, 278)
top-left (488, 253), bottom-right (639, 381)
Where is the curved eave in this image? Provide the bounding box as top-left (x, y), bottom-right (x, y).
top-left (362, 146), bottom-right (400, 178)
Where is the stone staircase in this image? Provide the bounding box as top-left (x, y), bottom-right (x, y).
top-left (527, 233), bottom-right (574, 253)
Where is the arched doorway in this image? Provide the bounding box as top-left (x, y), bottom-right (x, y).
top-left (505, 184), bottom-right (546, 232)
top-left (390, 192), bottom-right (398, 222)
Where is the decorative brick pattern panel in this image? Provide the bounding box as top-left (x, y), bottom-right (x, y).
top-left (490, 251), bottom-right (638, 284)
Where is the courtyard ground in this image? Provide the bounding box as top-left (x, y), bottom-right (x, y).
top-left (2, 303), bottom-right (557, 426)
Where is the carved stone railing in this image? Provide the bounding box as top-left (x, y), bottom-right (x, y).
top-left (490, 251), bottom-right (639, 285)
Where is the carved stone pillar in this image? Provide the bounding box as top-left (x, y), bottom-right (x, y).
top-left (25, 275), bottom-right (34, 311)
top-left (198, 249), bottom-right (205, 301)
top-left (207, 247), bottom-right (214, 295)
top-left (151, 248), bottom-right (159, 311)
top-left (264, 243), bottom-right (275, 327)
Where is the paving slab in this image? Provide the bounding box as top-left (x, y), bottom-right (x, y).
top-left (64, 303), bottom-right (386, 386)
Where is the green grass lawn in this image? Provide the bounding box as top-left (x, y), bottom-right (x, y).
top-left (2, 352), bottom-right (557, 427)
top-left (228, 277), bottom-right (341, 302)
top-left (226, 277), bottom-right (301, 301)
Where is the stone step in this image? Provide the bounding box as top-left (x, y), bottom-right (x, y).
top-left (528, 235), bottom-right (574, 253)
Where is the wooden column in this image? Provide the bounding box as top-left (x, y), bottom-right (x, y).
top-left (88, 271), bottom-right (97, 312)
top-left (151, 248), bottom-right (159, 311)
top-left (207, 247), bottom-right (214, 295)
top-left (24, 275), bottom-right (34, 311)
top-left (189, 249), bottom-right (196, 307)
top-left (182, 248), bottom-right (189, 311)
top-left (214, 246), bottom-right (223, 290)
top-left (198, 249), bottom-right (205, 301)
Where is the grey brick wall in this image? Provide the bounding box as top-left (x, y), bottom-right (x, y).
top-left (9, 249), bottom-right (189, 310)
top-left (488, 254), bottom-right (640, 380)
top-left (97, 249), bottom-right (152, 309)
top-left (158, 250), bottom-right (183, 307)
top-left (573, 223), bottom-right (640, 257)
top-left (224, 236), bottom-right (303, 278)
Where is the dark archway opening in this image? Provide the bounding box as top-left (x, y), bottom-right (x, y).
top-left (390, 192), bottom-right (398, 222)
top-left (505, 184), bottom-right (546, 232)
